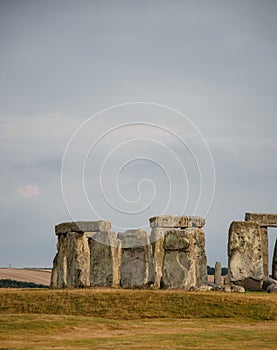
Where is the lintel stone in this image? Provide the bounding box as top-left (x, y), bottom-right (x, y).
top-left (149, 215), bottom-right (205, 229)
top-left (245, 213), bottom-right (277, 227)
top-left (55, 221), bottom-right (111, 235)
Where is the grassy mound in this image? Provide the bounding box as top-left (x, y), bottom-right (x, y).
top-left (0, 289), bottom-right (276, 321)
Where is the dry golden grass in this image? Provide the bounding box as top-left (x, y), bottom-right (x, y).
top-left (0, 289), bottom-right (276, 349)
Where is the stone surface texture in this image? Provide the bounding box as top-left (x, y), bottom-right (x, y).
top-left (245, 213), bottom-right (277, 227)
top-left (55, 221), bottom-right (111, 235)
top-left (118, 229), bottom-right (153, 288)
top-left (161, 228), bottom-right (207, 289)
top-left (150, 228), bottom-right (168, 288)
top-left (89, 231), bottom-right (121, 287)
top-left (214, 261), bottom-right (222, 285)
top-left (273, 239), bottom-right (277, 280)
top-left (149, 215), bottom-right (205, 228)
top-left (228, 221), bottom-right (263, 291)
top-left (50, 234), bottom-right (67, 288)
top-left (66, 232), bottom-right (90, 288)
top-left (260, 227), bottom-right (269, 277)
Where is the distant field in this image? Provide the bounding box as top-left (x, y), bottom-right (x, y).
top-left (0, 289), bottom-right (276, 349)
top-left (0, 268), bottom-right (220, 287)
top-left (0, 268), bottom-right (224, 288)
top-left (0, 268), bottom-right (51, 285)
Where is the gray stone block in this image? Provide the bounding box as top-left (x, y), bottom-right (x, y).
top-left (55, 221), bottom-right (111, 235)
top-left (228, 221), bottom-right (263, 291)
top-left (149, 215), bottom-right (205, 229)
top-left (161, 228), bottom-right (207, 289)
top-left (66, 232), bottom-right (90, 288)
top-left (89, 231), bottom-right (122, 287)
top-left (118, 229), bottom-right (153, 288)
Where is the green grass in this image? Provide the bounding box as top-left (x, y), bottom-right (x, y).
top-left (0, 289), bottom-right (276, 349)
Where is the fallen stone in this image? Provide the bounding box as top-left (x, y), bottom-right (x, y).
top-left (228, 221), bottom-right (263, 291)
top-left (149, 215), bottom-right (205, 229)
top-left (55, 221), bottom-right (111, 235)
top-left (267, 283), bottom-right (277, 293)
top-left (223, 285), bottom-right (245, 293)
top-left (262, 276), bottom-right (277, 291)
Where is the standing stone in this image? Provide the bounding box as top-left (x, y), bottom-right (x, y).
top-left (150, 228), bottom-right (168, 288)
top-left (260, 227), bottom-right (269, 277)
top-left (228, 221), bottom-right (263, 290)
top-left (118, 229), bottom-right (153, 288)
top-left (50, 234), bottom-right (67, 288)
top-left (214, 261), bottom-right (222, 285)
top-left (89, 231), bottom-right (122, 287)
top-left (66, 232), bottom-right (90, 288)
top-left (273, 239), bottom-right (277, 280)
top-left (161, 228), bottom-right (207, 289)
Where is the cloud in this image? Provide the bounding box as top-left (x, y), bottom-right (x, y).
top-left (17, 184), bottom-right (40, 199)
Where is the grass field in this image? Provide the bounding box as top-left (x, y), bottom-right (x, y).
top-left (0, 268), bottom-right (51, 285)
top-left (0, 289), bottom-right (276, 349)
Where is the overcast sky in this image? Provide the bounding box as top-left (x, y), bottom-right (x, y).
top-left (0, 0), bottom-right (277, 269)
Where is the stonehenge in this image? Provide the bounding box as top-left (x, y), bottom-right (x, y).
top-left (51, 212), bottom-right (277, 292)
top-left (51, 215), bottom-right (208, 290)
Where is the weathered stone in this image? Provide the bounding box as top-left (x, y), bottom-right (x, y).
top-left (118, 229), bottom-right (149, 248)
top-left (161, 228), bottom-right (207, 289)
top-left (228, 221), bottom-right (263, 291)
top-left (262, 276), bottom-right (277, 291)
top-left (50, 234), bottom-right (67, 288)
top-left (150, 228), bottom-right (168, 288)
top-left (272, 238), bottom-right (277, 280)
top-left (267, 283), bottom-right (277, 293)
top-left (223, 285), bottom-right (245, 293)
top-left (214, 261), bottom-right (222, 285)
top-left (55, 221), bottom-right (111, 235)
top-left (66, 232), bottom-right (90, 288)
top-left (260, 227), bottom-right (269, 276)
top-left (245, 212), bottom-right (277, 227)
top-left (163, 230), bottom-right (190, 251)
top-left (149, 215), bottom-right (205, 229)
top-left (190, 285), bottom-right (214, 291)
top-left (89, 231), bottom-right (121, 287)
top-left (118, 229), bottom-right (153, 288)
